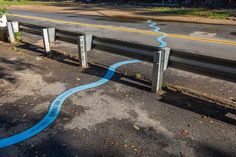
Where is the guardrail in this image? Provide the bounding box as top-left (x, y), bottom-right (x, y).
top-left (5, 21), bottom-right (236, 93)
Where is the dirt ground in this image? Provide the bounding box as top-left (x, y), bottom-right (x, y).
top-left (10, 4), bottom-right (236, 26)
top-left (0, 36), bottom-right (236, 157)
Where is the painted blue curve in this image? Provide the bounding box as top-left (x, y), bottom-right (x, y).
top-left (147, 20), bottom-right (167, 48)
top-left (0, 20), bottom-right (167, 149)
top-left (0, 60), bottom-right (141, 148)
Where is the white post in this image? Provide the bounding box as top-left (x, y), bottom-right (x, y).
top-left (78, 34), bottom-right (92, 68)
top-left (42, 28), bottom-right (51, 53)
top-left (7, 22), bottom-right (15, 43)
top-left (163, 47), bottom-right (170, 71)
top-left (79, 35), bottom-right (88, 68)
top-left (152, 50), bottom-right (165, 93)
top-left (0, 14), bottom-right (8, 42)
top-left (48, 28), bottom-right (55, 42)
top-left (0, 14), bottom-right (7, 28)
top-left (12, 22), bottom-right (19, 33)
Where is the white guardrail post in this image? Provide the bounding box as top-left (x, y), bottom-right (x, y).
top-left (163, 47), bottom-right (170, 71)
top-left (42, 28), bottom-right (50, 53)
top-left (78, 34), bottom-right (92, 68)
top-left (152, 48), bottom-right (169, 93)
top-left (48, 28), bottom-right (55, 42)
top-left (7, 22), bottom-right (14, 43)
top-left (42, 28), bottom-right (55, 54)
top-left (7, 22), bottom-right (19, 43)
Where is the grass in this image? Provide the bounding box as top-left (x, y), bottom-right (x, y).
top-left (135, 72), bottom-right (142, 80)
top-left (0, 1), bottom-right (232, 19)
top-left (149, 7), bottom-right (231, 19)
top-left (0, 0), bottom-right (61, 6)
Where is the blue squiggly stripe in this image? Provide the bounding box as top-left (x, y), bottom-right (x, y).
top-left (147, 20), bottom-right (167, 48)
top-left (0, 20), bottom-right (167, 149)
top-left (0, 60), bottom-right (141, 148)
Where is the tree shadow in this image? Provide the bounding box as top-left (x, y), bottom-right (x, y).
top-left (1, 118), bottom-right (235, 157)
top-left (195, 142), bottom-right (236, 157)
top-left (46, 2), bottom-right (141, 11)
top-left (1, 42), bottom-right (236, 156)
top-left (14, 42), bottom-right (236, 127)
top-left (83, 63), bottom-right (151, 91)
top-left (160, 88), bottom-right (236, 126)
top-left (16, 42), bottom-right (80, 67)
top-left (65, 13), bottom-right (142, 23)
top-left (16, 42), bottom-right (150, 91)
top-left (0, 57), bottom-right (36, 84)
top-left (20, 137), bottom-right (124, 157)
top-left (135, 9), bottom-right (231, 18)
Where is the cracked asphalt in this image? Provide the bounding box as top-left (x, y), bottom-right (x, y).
top-left (0, 40), bottom-right (236, 157)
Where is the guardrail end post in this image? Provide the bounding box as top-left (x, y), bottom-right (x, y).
top-left (163, 47), bottom-right (170, 71)
top-left (7, 22), bottom-right (15, 43)
top-left (42, 28), bottom-right (51, 54)
top-left (78, 34), bottom-right (92, 68)
top-left (152, 50), bottom-right (165, 93)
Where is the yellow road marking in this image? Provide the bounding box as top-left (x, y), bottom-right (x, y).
top-left (9, 13), bottom-right (236, 46)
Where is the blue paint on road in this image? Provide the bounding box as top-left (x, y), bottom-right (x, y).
top-left (0, 60), bottom-right (141, 148)
top-left (147, 20), bottom-right (167, 48)
top-left (0, 20), bottom-right (167, 148)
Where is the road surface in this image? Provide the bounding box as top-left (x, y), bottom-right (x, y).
top-left (0, 41), bottom-right (236, 157)
top-left (8, 9), bottom-right (236, 60)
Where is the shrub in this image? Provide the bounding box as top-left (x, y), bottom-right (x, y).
top-left (0, 7), bottom-right (8, 15)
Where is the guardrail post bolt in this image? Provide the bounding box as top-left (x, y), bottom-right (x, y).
top-left (7, 22), bottom-right (15, 43)
top-left (152, 50), bottom-right (165, 93)
top-left (42, 28), bottom-right (51, 54)
top-left (78, 34), bottom-right (92, 68)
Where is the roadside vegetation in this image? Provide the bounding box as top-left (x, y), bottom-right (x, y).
top-left (0, 0), bottom-right (234, 19)
top-left (0, 0), bottom-right (59, 6)
top-left (149, 7), bottom-right (232, 19)
top-left (0, 7), bottom-right (8, 14)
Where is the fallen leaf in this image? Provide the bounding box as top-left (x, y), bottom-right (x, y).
top-left (202, 115), bottom-right (207, 119)
top-left (133, 124), bottom-right (140, 131)
top-left (181, 129), bottom-right (189, 136)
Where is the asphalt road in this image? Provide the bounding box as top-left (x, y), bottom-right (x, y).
top-left (0, 41), bottom-right (236, 157)
top-left (8, 9), bottom-right (236, 60)
top-left (1, 7), bottom-right (236, 157)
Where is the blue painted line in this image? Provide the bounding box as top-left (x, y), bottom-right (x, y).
top-left (0, 20), bottom-right (167, 149)
top-left (0, 60), bottom-right (141, 148)
top-left (147, 20), bottom-right (167, 48)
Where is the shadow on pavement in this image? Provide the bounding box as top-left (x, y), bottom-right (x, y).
top-left (160, 88), bottom-right (236, 126)
top-left (15, 42), bottom-right (236, 127)
top-left (0, 57), bottom-right (36, 84)
top-left (83, 63), bottom-right (151, 91)
top-left (65, 13), bottom-right (142, 23)
top-left (16, 42), bottom-right (80, 67)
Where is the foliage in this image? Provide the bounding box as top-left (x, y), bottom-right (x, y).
top-left (0, 0), bottom-right (62, 6)
top-left (0, 7), bottom-right (8, 15)
top-left (135, 72), bottom-right (142, 80)
top-left (14, 31), bottom-right (22, 42)
top-left (149, 7), bottom-right (231, 19)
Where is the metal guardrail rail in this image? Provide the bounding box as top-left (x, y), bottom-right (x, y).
top-left (169, 50), bottom-right (236, 81)
top-left (6, 21), bottom-right (236, 92)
